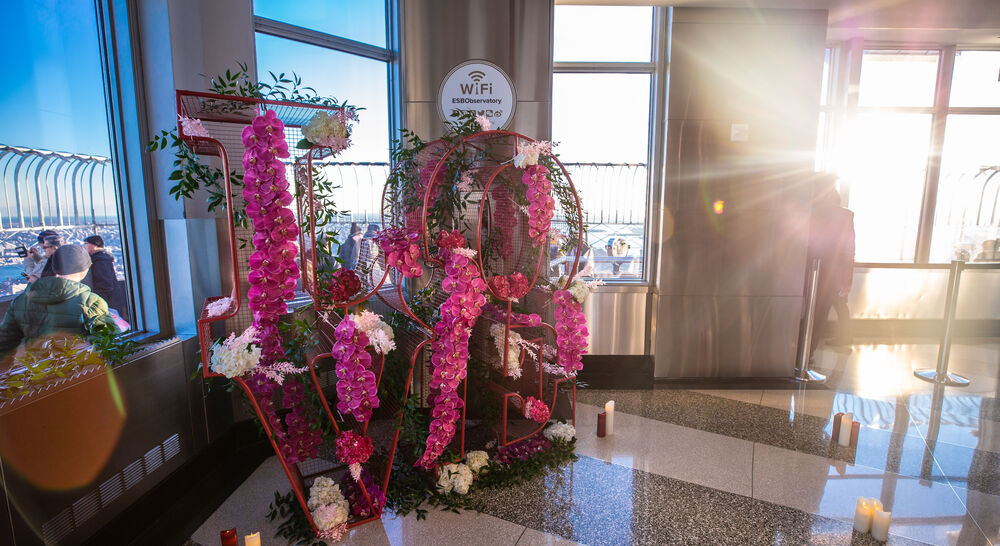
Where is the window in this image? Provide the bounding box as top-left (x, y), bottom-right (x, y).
top-left (819, 47), bottom-right (1000, 264)
top-left (552, 6), bottom-right (658, 281)
top-left (253, 2), bottom-right (394, 259)
top-left (930, 50), bottom-right (1000, 262)
top-left (0, 1), bottom-right (133, 323)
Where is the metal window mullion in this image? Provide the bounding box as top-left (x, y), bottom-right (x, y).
top-left (553, 62), bottom-right (655, 74)
top-left (915, 45), bottom-right (957, 263)
top-left (254, 16), bottom-right (393, 63)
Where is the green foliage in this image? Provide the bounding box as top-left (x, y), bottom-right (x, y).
top-left (87, 322), bottom-right (140, 368)
top-left (385, 437), bottom-right (578, 519)
top-left (267, 490), bottom-right (326, 546)
top-left (146, 129), bottom-right (247, 228)
top-left (147, 61), bottom-right (355, 224)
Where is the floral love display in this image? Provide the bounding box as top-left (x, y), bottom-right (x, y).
top-left (187, 92), bottom-right (593, 542)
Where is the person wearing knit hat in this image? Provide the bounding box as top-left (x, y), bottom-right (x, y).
top-left (82, 235), bottom-right (127, 322)
top-left (0, 245), bottom-right (115, 361)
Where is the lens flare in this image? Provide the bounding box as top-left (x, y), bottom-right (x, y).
top-left (713, 200), bottom-right (725, 214)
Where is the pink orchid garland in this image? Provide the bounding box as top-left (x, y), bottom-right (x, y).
top-left (375, 227), bottom-right (423, 278)
top-left (332, 316), bottom-right (380, 423)
top-left (416, 231), bottom-right (487, 470)
top-left (241, 110), bottom-right (319, 464)
top-left (522, 164), bottom-right (555, 247)
top-left (554, 289), bottom-right (588, 376)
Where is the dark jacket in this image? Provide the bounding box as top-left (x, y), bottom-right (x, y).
top-left (85, 250), bottom-right (126, 315)
top-left (807, 206), bottom-right (855, 295)
top-left (0, 277), bottom-right (115, 356)
top-left (40, 257), bottom-right (55, 278)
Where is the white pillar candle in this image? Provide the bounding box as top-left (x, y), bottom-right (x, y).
top-left (245, 532), bottom-right (261, 546)
top-left (871, 508), bottom-right (891, 542)
top-left (838, 412), bottom-right (854, 446)
top-left (605, 400), bottom-right (615, 436)
top-left (853, 497), bottom-right (874, 532)
top-left (871, 498), bottom-right (883, 512)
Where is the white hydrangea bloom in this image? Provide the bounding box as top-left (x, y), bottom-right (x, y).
top-left (465, 450), bottom-right (489, 475)
top-left (302, 111), bottom-right (348, 146)
top-left (436, 463), bottom-right (474, 495)
top-left (307, 476), bottom-right (345, 511)
top-left (543, 422), bottom-right (577, 443)
top-left (209, 327), bottom-right (261, 379)
top-left (311, 499), bottom-right (349, 530)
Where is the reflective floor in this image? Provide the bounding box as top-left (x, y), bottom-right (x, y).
top-left (191, 340), bottom-right (1000, 545)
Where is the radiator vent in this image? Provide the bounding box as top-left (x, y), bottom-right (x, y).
top-left (39, 433), bottom-right (182, 544)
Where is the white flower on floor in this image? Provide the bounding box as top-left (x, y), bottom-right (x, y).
top-left (465, 450), bottom-right (490, 475)
top-left (543, 422), bottom-right (576, 443)
top-left (210, 326), bottom-right (260, 379)
top-left (436, 462), bottom-right (474, 495)
top-left (308, 476), bottom-right (350, 532)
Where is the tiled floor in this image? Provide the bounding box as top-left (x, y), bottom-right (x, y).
top-left (192, 340), bottom-right (1000, 545)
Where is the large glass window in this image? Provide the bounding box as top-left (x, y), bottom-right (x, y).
top-left (253, 0), bottom-right (387, 48)
top-left (253, 4), bottom-right (394, 275)
top-left (552, 6), bottom-right (656, 281)
top-left (0, 1), bottom-right (132, 323)
top-left (820, 47), bottom-right (1000, 264)
top-left (553, 6), bottom-right (652, 63)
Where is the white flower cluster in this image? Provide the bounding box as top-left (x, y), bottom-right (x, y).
top-left (204, 296), bottom-right (233, 318)
top-left (512, 140), bottom-right (553, 169)
top-left (210, 327), bottom-right (261, 379)
top-left (451, 247), bottom-right (478, 259)
top-left (543, 422), bottom-right (576, 443)
top-left (436, 462), bottom-right (474, 495)
top-left (351, 310), bottom-right (396, 354)
top-left (489, 323), bottom-right (523, 379)
top-left (302, 111), bottom-right (350, 148)
top-left (557, 276), bottom-right (595, 304)
top-left (308, 476), bottom-right (350, 530)
top-left (178, 115), bottom-right (210, 138)
top-left (465, 450), bottom-right (489, 474)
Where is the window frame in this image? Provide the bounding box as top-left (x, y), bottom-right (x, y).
top-left (820, 41), bottom-right (1000, 264)
top-left (551, 5), bottom-right (669, 285)
top-left (95, 0), bottom-right (164, 338)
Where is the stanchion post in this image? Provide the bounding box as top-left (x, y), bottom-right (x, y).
top-left (796, 258), bottom-right (826, 383)
top-left (914, 259), bottom-right (970, 387)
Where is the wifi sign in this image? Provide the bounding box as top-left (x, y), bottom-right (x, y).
top-left (460, 70), bottom-right (493, 95)
top-left (439, 61), bottom-right (516, 130)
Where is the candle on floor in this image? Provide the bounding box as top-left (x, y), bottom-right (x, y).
top-left (605, 400), bottom-right (615, 435)
top-left (837, 412), bottom-right (853, 446)
top-left (219, 528), bottom-right (238, 546)
top-left (245, 532), bottom-right (261, 546)
top-left (871, 508), bottom-right (891, 542)
top-left (853, 497), bottom-right (874, 532)
top-left (597, 412), bottom-right (607, 437)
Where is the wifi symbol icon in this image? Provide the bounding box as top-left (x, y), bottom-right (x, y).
top-left (468, 70), bottom-right (486, 82)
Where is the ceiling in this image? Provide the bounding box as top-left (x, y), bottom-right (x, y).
top-left (554, 0), bottom-right (1000, 45)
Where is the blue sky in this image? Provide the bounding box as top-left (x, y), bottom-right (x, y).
top-left (0, 0), bottom-right (110, 157)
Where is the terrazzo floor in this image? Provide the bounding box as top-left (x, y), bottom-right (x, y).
top-left (191, 340), bottom-right (1000, 545)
